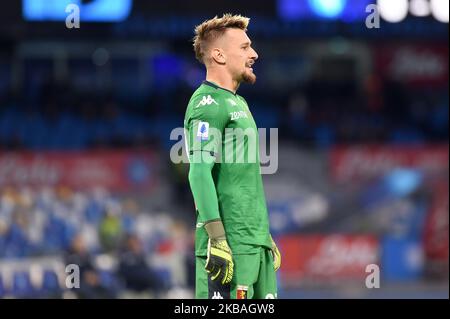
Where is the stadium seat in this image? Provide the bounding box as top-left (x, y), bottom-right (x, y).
top-left (153, 267), bottom-right (172, 289)
top-left (12, 271), bottom-right (35, 298)
top-left (39, 269), bottom-right (62, 298)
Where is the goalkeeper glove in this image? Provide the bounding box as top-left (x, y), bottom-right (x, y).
top-left (204, 220), bottom-right (234, 285)
top-left (270, 235), bottom-right (281, 272)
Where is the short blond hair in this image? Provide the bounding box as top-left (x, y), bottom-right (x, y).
top-left (193, 14), bottom-right (250, 64)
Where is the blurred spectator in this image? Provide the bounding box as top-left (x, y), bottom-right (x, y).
top-left (99, 205), bottom-right (123, 252)
top-left (117, 234), bottom-right (167, 297)
top-left (65, 234), bottom-right (116, 299)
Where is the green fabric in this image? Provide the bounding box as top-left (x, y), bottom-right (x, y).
top-left (196, 247), bottom-right (278, 299)
top-left (185, 81), bottom-right (272, 256)
top-left (188, 160), bottom-right (220, 222)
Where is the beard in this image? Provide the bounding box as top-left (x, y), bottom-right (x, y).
top-left (242, 68), bottom-right (257, 84)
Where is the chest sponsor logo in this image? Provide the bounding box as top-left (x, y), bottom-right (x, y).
top-left (230, 111), bottom-right (248, 121)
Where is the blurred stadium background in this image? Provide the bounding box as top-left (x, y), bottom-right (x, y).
top-left (0, 0), bottom-right (448, 299)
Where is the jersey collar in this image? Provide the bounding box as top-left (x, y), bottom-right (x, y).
top-left (202, 80), bottom-right (237, 96)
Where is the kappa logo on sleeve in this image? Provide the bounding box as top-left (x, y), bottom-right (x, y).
top-left (196, 95), bottom-right (218, 108)
top-left (196, 121), bottom-right (210, 140)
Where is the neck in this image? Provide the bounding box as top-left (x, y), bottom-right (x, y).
top-left (206, 68), bottom-right (240, 94)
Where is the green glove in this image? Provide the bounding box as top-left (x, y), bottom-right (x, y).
top-left (270, 235), bottom-right (281, 272)
top-left (204, 220), bottom-right (234, 285)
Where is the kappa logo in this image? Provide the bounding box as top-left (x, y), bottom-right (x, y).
top-left (227, 98), bottom-right (237, 106)
top-left (196, 95), bottom-right (218, 107)
top-left (212, 291), bottom-right (224, 299)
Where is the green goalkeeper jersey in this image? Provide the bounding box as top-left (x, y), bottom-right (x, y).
top-left (184, 80), bottom-right (272, 256)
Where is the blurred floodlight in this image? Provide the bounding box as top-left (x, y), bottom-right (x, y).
top-left (377, 0), bottom-right (409, 23)
top-left (409, 0), bottom-right (431, 17)
top-left (23, 0), bottom-right (132, 22)
top-left (430, 0), bottom-right (450, 23)
top-left (308, 0), bottom-right (347, 19)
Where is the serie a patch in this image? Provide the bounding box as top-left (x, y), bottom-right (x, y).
top-left (236, 285), bottom-right (248, 299)
top-left (197, 121), bottom-right (209, 140)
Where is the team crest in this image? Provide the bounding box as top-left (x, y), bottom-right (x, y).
top-left (236, 285), bottom-right (248, 299)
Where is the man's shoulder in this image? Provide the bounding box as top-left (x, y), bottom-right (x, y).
top-left (187, 84), bottom-right (225, 108)
top-left (236, 94), bottom-right (248, 105)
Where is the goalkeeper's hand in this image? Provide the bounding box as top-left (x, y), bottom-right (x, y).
top-left (270, 235), bottom-right (281, 272)
top-left (204, 220), bottom-right (234, 285)
top-left (205, 238), bottom-right (234, 285)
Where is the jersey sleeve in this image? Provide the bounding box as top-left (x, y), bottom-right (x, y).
top-left (185, 93), bottom-right (228, 161)
top-left (184, 93), bottom-right (228, 223)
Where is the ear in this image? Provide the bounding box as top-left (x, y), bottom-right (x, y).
top-left (211, 48), bottom-right (226, 64)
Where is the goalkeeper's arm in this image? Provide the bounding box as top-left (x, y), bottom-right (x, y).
top-left (188, 160), bottom-right (234, 285)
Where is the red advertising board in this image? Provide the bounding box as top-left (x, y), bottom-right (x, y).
top-left (330, 145), bottom-right (449, 183)
top-left (0, 151), bottom-right (158, 192)
top-left (278, 234), bottom-right (379, 285)
top-left (374, 44), bottom-right (448, 88)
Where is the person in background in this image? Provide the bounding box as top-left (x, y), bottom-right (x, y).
top-left (65, 234), bottom-right (116, 299)
top-left (117, 233), bottom-right (167, 298)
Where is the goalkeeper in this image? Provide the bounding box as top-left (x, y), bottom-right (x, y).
top-left (184, 14), bottom-right (281, 299)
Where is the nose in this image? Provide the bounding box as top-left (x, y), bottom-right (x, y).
top-left (251, 47), bottom-right (258, 61)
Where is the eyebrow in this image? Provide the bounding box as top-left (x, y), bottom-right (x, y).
top-left (241, 41), bottom-right (251, 46)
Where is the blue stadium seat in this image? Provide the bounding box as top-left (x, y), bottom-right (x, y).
top-left (39, 269), bottom-right (62, 297)
top-left (12, 271), bottom-right (35, 298)
top-left (112, 114), bottom-right (138, 139)
top-left (18, 114), bottom-right (46, 149)
top-left (314, 125), bottom-right (335, 148)
top-left (153, 116), bottom-right (180, 150)
top-left (153, 267), bottom-right (172, 289)
top-left (43, 216), bottom-right (68, 252)
top-left (390, 127), bottom-right (425, 144)
top-left (44, 114), bottom-right (89, 149)
top-left (84, 200), bottom-right (105, 224)
top-left (3, 223), bottom-right (32, 258)
top-left (0, 109), bottom-right (20, 138)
